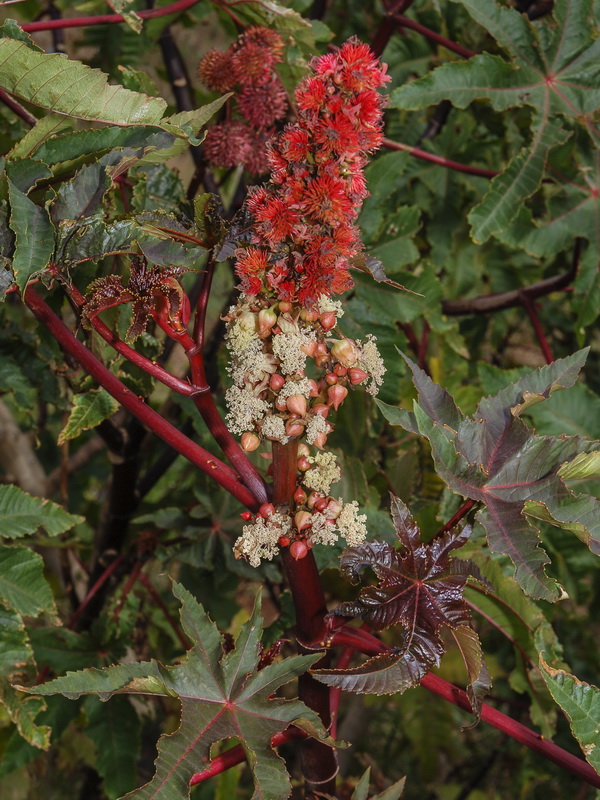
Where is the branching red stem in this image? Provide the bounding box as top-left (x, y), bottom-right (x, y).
top-left (393, 14), bottom-right (476, 59)
top-left (383, 138), bottom-right (498, 178)
top-left (435, 499), bottom-right (476, 538)
top-left (326, 626), bottom-right (600, 789)
top-left (24, 286), bottom-right (260, 510)
top-left (21, 0), bottom-right (202, 32)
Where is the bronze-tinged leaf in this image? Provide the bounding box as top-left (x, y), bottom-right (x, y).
top-left (314, 497), bottom-right (485, 697)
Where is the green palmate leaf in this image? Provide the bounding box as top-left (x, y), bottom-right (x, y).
top-left (58, 389), bottom-right (119, 445)
top-left (0, 545), bottom-right (57, 618)
top-left (0, 33), bottom-right (167, 125)
top-left (314, 497), bottom-right (486, 699)
top-left (7, 179), bottom-right (55, 293)
top-left (26, 584), bottom-right (330, 800)
top-left (467, 118), bottom-right (569, 244)
top-left (0, 605), bottom-right (50, 750)
top-left (0, 484), bottom-right (83, 539)
top-left (380, 351), bottom-right (599, 600)
top-left (540, 656), bottom-right (600, 772)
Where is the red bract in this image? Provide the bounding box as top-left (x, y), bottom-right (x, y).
top-left (234, 37), bottom-right (388, 307)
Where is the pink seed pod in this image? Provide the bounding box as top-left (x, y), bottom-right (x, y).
top-left (325, 373), bottom-right (338, 386)
top-left (241, 432), bottom-right (260, 452)
top-left (319, 311), bottom-right (337, 331)
top-left (286, 394), bottom-right (307, 416)
top-left (308, 379), bottom-right (320, 397)
top-left (326, 499), bottom-right (343, 519)
top-left (312, 404), bottom-right (330, 418)
top-left (278, 535), bottom-right (291, 547)
top-left (333, 363), bottom-right (347, 377)
top-left (301, 339), bottom-right (318, 358)
top-left (294, 510), bottom-right (312, 531)
top-left (298, 443), bottom-right (310, 458)
top-left (307, 491), bottom-right (323, 509)
top-left (331, 338), bottom-right (359, 368)
top-left (278, 301), bottom-right (292, 313)
top-left (300, 308), bottom-right (319, 323)
top-left (348, 368), bottom-right (369, 385)
top-left (294, 486), bottom-right (307, 505)
top-left (290, 540), bottom-right (308, 560)
top-left (328, 384), bottom-right (348, 411)
top-left (315, 354), bottom-right (330, 369)
top-left (314, 497), bottom-right (328, 512)
top-left (269, 373), bottom-right (286, 391)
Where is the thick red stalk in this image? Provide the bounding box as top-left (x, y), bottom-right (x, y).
top-left (21, 0), bottom-right (202, 32)
top-left (272, 441), bottom-right (338, 798)
top-left (24, 287), bottom-right (260, 511)
top-left (393, 14), bottom-right (476, 59)
top-left (435, 498), bottom-right (476, 538)
top-left (189, 728), bottom-right (307, 786)
top-left (328, 626), bottom-right (600, 789)
top-left (384, 137), bottom-right (498, 178)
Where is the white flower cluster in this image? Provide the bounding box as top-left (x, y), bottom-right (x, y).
top-left (260, 415), bottom-right (288, 444)
top-left (279, 377), bottom-right (314, 400)
top-left (225, 386), bottom-right (270, 435)
top-left (233, 512), bottom-right (291, 568)
top-left (317, 294), bottom-right (344, 319)
top-left (358, 334), bottom-right (386, 396)
top-left (272, 330), bottom-right (316, 375)
top-left (306, 414), bottom-right (330, 445)
top-left (303, 451), bottom-right (341, 495)
top-left (309, 500), bottom-right (368, 548)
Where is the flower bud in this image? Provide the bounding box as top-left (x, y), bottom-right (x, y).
top-left (297, 456), bottom-right (311, 471)
top-left (312, 404), bottom-right (330, 418)
top-left (240, 511), bottom-right (253, 521)
top-left (285, 419), bottom-right (305, 437)
top-left (294, 510), bottom-right (312, 532)
top-left (275, 396), bottom-right (288, 411)
top-left (325, 373), bottom-right (338, 386)
top-left (298, 443), bottom-right (310, 458)
top-left (319, 311), bottom-right (337, 331)
top-left (348, 368), bottom-right (369, 385)
top-left (294, 487), bottom-right (308, 505)
top-left (308, 379), bottom-right (320, 398)
top-left (301, 339), bottom-right (318, 358)
top-left (315, 354), bottom-right (330, 369)
top-left (290, 540), bottom-right (308, 560)
top-left (300, 308), bottom-right (319, 323)
top-left (307, 491), bottom-right (323, 509)
top-left (326, 499), bottom-right (343, 519)
top-left (259, 503), bottom-right (275, 518)
top-left (257, 307), bottom-right (277, 338)
top-left (238, 310), bottom-right (256, 330)
top-left (327, 384), bottom-right (348, 411)
top-left (286, 394), bottom-right (307, 417)
top-left (333, 363), bottom-right (347, 377)
top-left (269, 373), bottom-right (286, 391)
top-left (331, 338), bottom-right (359, 368)
top-left (278, 535), bottom-right (291, 547)
top-left (241, 432), bottom-right (260, 452)
top-left (278, 314), bottom-right (298, 334)
top-left (278, 301), bottom-right (292, 313)
top-left (314, 497), bottom-right (328, 513)
top-left (313, 432), bottom-right (328, 449)
top-left (316, 342), bottom-right (329, 355)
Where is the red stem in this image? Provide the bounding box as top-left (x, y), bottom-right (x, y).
top-left (327, 626), bottom-right (600, 789)
top-left (24, 286), bottom-right (260, 511)
top-left (273, 440), bottom-right (338, 797)
top-left (0, 87), bottom-right (37, 125)
top-left (520, 293), bottom-right (554, 364)
top-left (21, 0), bottom-right (202, 32)
top-left (67, 554), bottom-right (125, 629)
top-left (435, 499), bottom-right (476, 537)
top-left (393, 14), bottom-right (476, 59)
top-left (193, 251), bottom-right (215, 348)
top-left (138, 572), bottom-right (190, 651)
top-left (383, 138), bottom-right (498, 178)
top-left (417, 321), bottom-right (430, 372)
top-left (189, 728), bottom-right (307, 786)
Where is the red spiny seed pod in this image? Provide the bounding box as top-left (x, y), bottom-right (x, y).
top-left (203, 121), bottom-right (253, 169)
top-left (238, 80), bottom-right (289, 128)
top-left (241, 26), bottom-right (285, 61)
top-left (231, 40), bottom-right (275, 87)
top-left (198, 49), bottom-right (236, 92)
